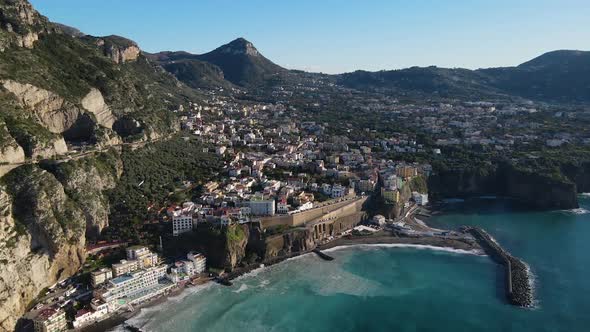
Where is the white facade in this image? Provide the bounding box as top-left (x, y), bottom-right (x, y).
top-left (173, 214), bottom-right (194, 236)
top-left (188, 252), bottom-right (207, 274)
top-left (72, 303), bottom-right (108, 329)
top-left (33, 308), bottom-right (67, 332)
top-left (111, 259), bottom-right (139, 277)
top-left (331, 185), bottom-right (346, 198)
top-left (412, 192), bottom-right (429, 206)
top-left (91, 268), bottom-right (113, 287)
top-left (249, 199), bottom-right (276, 216)
top-left (98, 265), bottom-right (169, 312)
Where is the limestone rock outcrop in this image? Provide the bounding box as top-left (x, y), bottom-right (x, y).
top-left (50, 153), bottom-right (123, 238)
top-left (0, 0), bottom-right (52, 50)
top-left (30, 136), bottom-right (68, 160)
top-left (0, 166), bottom-right (86, 331)
top-left (2, 80), bottom-right (80, 134)
top-left (92, 36), bottom-right (141, 64)
top-left (0, 121), bottom-right (25, 164)
top-left (81, 88), bottom-right (115, 129)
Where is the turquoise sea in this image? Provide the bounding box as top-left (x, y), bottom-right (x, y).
top-left (119, 195), bottom-right (590, 332)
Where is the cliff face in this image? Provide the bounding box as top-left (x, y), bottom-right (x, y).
top-left (561, 162), bottom-right (590, 193)
top-left (0, 152), bottom-right (123, 330)
top-left (504, 167), bottom-right (578, 210)
top-left (248, 226), bottom-right (316, 261)
top-left (90, 35), bottom-right (141, 64)
top-left (222, 224), bottom-right (250, 270)
top-left (47, 151), bottom-right (123, 238)
top-left (428, 163), bottom-right (579, 210)
top-left (0, 0), bottom-right (52, 50)
top-left (0, 166), bottom-right (86, 331)
top-left (2, 79), bottom-right (81, 134)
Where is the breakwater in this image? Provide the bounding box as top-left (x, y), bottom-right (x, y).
top-left (467, 227), bottom-right (534, 307)
top-left (312, 248), bottom-right (334, 261)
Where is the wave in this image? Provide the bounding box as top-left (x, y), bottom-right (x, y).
top-left (561, 208), bottom-right (589, 215)
top-left (524, 262), bottom-right (540, 310)
top-left (322, 243), bottom-right (485, 256)
top-left (118, 282), bottom-right (215, 331)
top-left (579, 193), bottom-right (590, 197)
top-left (233, 283), bottom-right (249, 293)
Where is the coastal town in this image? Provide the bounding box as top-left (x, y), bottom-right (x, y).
top-left (20, 93), bottom-right (539, 331)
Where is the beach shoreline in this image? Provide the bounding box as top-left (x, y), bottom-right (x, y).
top-left (94, 228), bottom-right (482, 332)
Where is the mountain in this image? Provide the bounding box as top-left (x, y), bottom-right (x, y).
top-left (480, 50), bottom-right (590, 103)
top-left (52, 22), bottom-right (84, 37)
top-left (336, 67), bottom-right (503, 100)
top-left (337, 50), bottom-right (590, 103)
top-left (0, 1), bottom-right (204, 329)
top-left (150, 38), bottom-right (288, 88)
top-left (146, 51), bottom-right (233, 90)
top-left (197, 38), bottom-right (287, 86)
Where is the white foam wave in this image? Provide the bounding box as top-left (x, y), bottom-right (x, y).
top-left (322, 243), bottom-right (484, 256)
top-left (524, 263), bottom-right (539, 310)
top-left (233, 283), bottom-right (249, 293)
top-left (580, 193), bottom-right (590, 197)
top-left (121, 282), bottom-right (215, 331)
top-left (561, 208), bottom-right (589, 215)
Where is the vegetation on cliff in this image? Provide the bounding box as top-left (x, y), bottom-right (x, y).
top-left (105, 136), bottom-right (221, 242)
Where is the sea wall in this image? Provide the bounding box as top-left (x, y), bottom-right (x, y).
top-left (259, 195), bottom-right (367, 229)
top-left (467, 227), bottom-right (533, 307)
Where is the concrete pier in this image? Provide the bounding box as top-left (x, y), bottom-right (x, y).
top-left (312, 248), bottom-right (334, 261)
top-left (467, 227), bottom-right (533, 307)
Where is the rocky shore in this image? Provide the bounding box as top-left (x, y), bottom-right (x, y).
top-left (467, 227), bottom-right (534, 307)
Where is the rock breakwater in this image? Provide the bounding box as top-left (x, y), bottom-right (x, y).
top-left (467, 227), bottom-right (534, 307)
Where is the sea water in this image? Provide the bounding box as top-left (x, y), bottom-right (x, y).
top-left (116, 196), bottom-right (590, 332)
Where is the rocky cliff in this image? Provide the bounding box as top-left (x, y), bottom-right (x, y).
top-left (0, 0), bottom-right (200, 166)
top-left (0, 151), bottom-right (124, 330)
top-left (428, 163), bottom-right (579, 210)
top-left (247, 225), bottom-right (316, 261)
top-left (561, 162), bottom-right (590, 194)
top-left (0, 165), bottom-right (86, 331)
top-left (87, 35), bottom-right (141, 64)
top-left (0, 0), bottom-right (53, 50)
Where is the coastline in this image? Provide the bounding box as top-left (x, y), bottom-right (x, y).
top-left (99, 230), bottom-right (483, 332)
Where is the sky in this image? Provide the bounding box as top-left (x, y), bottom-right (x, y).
top-left (30, 0), bottom-right (590, 74)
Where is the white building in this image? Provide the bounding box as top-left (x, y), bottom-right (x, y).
top-left (72, 300), bottom-right (108, 329)
top-left (91, 268), bottom-right (113, 287)
top-left (111, 259), bottom-right (139, 277)
top-left (33, 308), bottom-right (67, 332)
top-left (173, 213), bottom-right (194, 236)
top-left (188, 252), bottom-right (207, 274)
top-left (96, 265), bottom-right (171, 312)
top-left (249, 199), bottom-right (276, 216)
top-left (331, 184), bottom-right (346, 198)
top-left (412, 192), bottom-right (429, 206)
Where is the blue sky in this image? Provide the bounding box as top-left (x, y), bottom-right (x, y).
top-left (31, 0), bottom-right (590, 74)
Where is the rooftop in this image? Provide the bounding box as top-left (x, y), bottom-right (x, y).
top-left (110, 274), bottom-right (134, 285)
